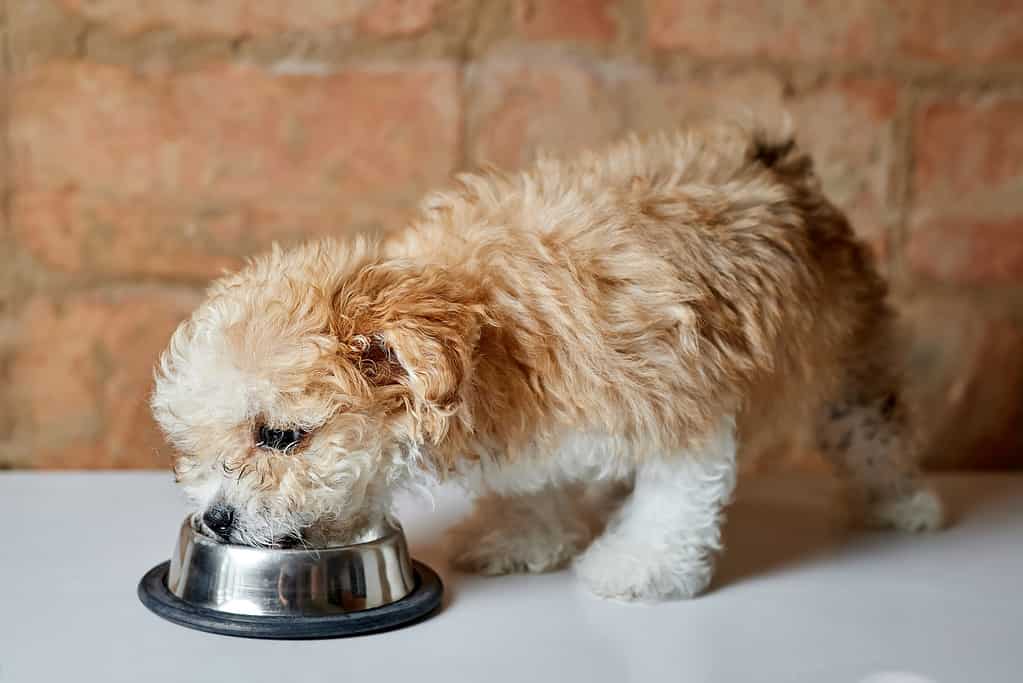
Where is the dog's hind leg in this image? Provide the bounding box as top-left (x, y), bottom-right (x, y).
top-left (447, 482), bottom-right (623, 575)
top-left (815, 332), bottom-right (944, 532)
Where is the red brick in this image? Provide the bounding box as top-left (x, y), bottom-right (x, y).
top-left (11, 191), bottom-right (243, 279)
top-left (791, 79), bottom-right (900, 256)
top-left (907, 217), bottom-right (1023, 287)
top-left (913, 97), bottom-right (1023, 204)
top-left (908, 96), bottom-right (1023, 286)
top-left (6, 0), bottom-right (84, 69)
top-left (10, 288), bottom-right (202, 469)
top-left (514, 0), bottom-right (618, 43)
top-left (11, 190), bottom-right (412, 280)
top-left (899, 293), bottom-right (1023, 469)
top-left (646, 0), bottom-right (890, 62)
top-left (646, 0), bottom-right (1023, 65)
top-left (11, 61), bottom-right (461, 203)
top-left (467, 57), bottom-right (626, 169)
top-left (56, 0), bottom-right (444, 39)
top-left (895, 1), bottom-right (1023, 65)
top-left (57, 0), bottom-right (348, 37)
top-left (358, 0), bottom-right (442, 37)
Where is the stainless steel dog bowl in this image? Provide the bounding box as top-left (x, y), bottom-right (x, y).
top-left (170, 518), bottom-right (416, 615)
top-left (138, 518), bottom-right (442, 639)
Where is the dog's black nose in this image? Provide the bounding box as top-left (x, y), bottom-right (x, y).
top-left (202, 504), bottom-right (235, 541)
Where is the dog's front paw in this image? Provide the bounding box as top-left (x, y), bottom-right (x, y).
top-left (573, 536), bottom-right (713, 602)
top-left (447, 515), bottom-right (586, 576)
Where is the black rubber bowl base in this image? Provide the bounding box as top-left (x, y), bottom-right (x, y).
top-left (138, 560), bottom-right (443, 640)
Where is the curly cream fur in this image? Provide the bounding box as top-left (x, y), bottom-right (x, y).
top-left (152, 117), bottom-right (942, 599)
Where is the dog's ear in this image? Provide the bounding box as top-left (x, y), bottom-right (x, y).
top-left (350, 334), bottom-right (407, 388)
top-left (330, 264), bottom-right (484, 428)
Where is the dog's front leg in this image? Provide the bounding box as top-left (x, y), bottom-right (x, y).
top-left (574, 416), bottom-right (738, 601)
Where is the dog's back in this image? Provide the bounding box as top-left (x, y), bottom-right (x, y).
top-left (394, 119), bottom-right (888, 464)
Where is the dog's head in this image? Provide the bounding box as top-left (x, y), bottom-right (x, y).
top-left (151, 239), bottom-right (482, 547)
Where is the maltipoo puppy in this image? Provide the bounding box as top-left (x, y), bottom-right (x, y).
top-left (152, 117), bottom-right (943, 601)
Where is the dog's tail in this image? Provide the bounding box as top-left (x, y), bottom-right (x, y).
top-left (744, 112), bottom-right (815, 181)
top-left (745, 113), bottom-right (808, 169)
top-left (751, 132), bottom-right (796, 168)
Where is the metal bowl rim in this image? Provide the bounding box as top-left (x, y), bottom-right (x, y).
top-left (139, 559), bottom-right (444, 638)
top-left (182, 516), bottom-right (405, 555)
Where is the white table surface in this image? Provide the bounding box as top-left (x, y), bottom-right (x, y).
top-left (1, 472), bottom-right (1021, 683)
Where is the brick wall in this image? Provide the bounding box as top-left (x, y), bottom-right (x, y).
top-left (1, 0), bottom-right (1021, 470)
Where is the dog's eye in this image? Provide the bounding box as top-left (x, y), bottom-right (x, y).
top-left (257, 425), bottom-right (307, 451)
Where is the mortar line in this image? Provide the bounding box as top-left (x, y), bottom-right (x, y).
top-left (453, 0), bottom-right (486, 174)
top-left (0, 0), bottom-right (17, 457)
top-left (889, 79), bottom-right (919, 293)
top-left (1, 0), bottom-right (12, 246)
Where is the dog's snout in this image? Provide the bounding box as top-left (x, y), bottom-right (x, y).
top-left (202, 504), bottom-right (235, 541)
